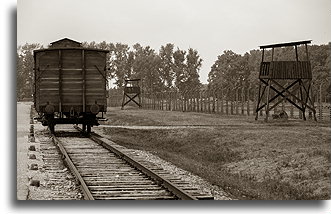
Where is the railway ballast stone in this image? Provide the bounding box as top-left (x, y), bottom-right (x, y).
top-left (30, 180), bottom-right (40, 187)
top-left (29, 163), bottom-right (38, 170)
top-left (28, 154), bottom-right (36, 159)
top-left (28, 145), bottom-right (36, 151)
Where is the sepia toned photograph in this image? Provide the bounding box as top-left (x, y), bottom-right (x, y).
top-left (16, 0), bottom-right (330, 203)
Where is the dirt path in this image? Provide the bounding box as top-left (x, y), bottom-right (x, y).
top-left (99, 124), bottom-right (222, 130)
top-left (17, 102), bottom-right (32, 200)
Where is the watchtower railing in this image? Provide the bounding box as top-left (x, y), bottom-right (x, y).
top-left (259, 61), bottom-right (311, 79)
top-left (124, 86), bottom-right (140, 94)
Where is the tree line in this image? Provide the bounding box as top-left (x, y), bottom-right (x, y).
top-left (17, 41), bottom-right (330, 101)
top-left (81, 41), bottom-right (202, 93)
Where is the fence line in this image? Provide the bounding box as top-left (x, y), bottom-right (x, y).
top-left (108, 84), bottom-right (330, 121)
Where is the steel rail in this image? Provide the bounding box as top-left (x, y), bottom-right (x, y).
top-left (52, 135), bottom-right (95, 200)
top-left (77, 127), bottom-right (198, 200)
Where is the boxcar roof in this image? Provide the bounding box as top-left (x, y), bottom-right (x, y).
top-left (259, 40), bottom-right (312, 49)
top-left (33, 47), bottom-right (109, 53)
top-left (50, 38), bottom-right (81, 46)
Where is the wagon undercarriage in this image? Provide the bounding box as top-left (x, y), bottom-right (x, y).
top-left (38, 112), bottom-right (102, 134)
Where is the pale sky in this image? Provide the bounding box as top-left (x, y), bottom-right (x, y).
top-left (17, 0), bottom-right (331, 83)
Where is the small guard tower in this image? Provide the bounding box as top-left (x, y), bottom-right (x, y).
top-left (121, 79), bottom-right (141, 109)
top-left (255, 40), bottom-right (317, 121)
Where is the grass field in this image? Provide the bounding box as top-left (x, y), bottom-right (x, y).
top-left (99, 107), bottom-right (330, 200)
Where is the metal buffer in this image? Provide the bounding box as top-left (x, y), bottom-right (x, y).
top-left (255, 40), bottom-right (317, 121)
top-left (121, 79), bottom-right (141, 109)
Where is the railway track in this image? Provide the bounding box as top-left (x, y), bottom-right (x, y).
top-left (51, 126), bottom-right (213, 200)
top-left (37, 131), bottom-right (83, 200)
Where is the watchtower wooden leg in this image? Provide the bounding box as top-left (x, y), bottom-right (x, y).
top-left (265, 80), bottom-right (271, 121)
top-left (138, 93), bottom-right (142, 108)
top-left (310, 82), bottom-right (317, 121)
top-left (255, 82), bottom-right (262, 120)
top-left (121, 92), bottom-right (126, 110)
top-left (299, 79), bottom-right (306, 120)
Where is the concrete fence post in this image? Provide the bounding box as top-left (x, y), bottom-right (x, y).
top-left (235, 88), bottom-right (239, 115)
top-left (247, 86), bottom-right (250, 116)
top-left (241, 87), bottom-right (245, 115)
top-left (319, 83), bottom-right (323, 121)
top-left (221, 88), bottom-right (224, 115)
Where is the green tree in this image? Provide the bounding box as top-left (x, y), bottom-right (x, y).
top-left (185, 48), bottom-right (202, 91)
top-left (16, 51), bottom-right (24, 100)
top-left (246, 49), bottom-right (261, 85)
top-left (17, 43), bottom-right (43, 100)
top-left (173, 48), bottom-right (187, 92)
top-left (159, 43), bottom-right (175, 89)
top-left (132, 43), bottom-right (163, 92)
top-left (173, 48), bottom-right (202, 93)
top-left (208, 50), bottom-right (249, 97)
top-left (110, 43), bottom-right (132, 87)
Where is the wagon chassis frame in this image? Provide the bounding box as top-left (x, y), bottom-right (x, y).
top-left (38, 112), bottom-right (105, 134)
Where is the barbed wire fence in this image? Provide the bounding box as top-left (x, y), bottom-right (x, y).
top-left (108, 83), bottom-right (330, 121)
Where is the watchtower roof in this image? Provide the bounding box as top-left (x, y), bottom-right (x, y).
top-left (259, 40), bottom-right (312, 49)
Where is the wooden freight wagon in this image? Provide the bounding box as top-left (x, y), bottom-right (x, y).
top-left (33, 38), bottom-right (109, 133)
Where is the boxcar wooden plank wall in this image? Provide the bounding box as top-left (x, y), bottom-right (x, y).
top-left (35, 50), bottom-right (60, 112)
top-left (85, 51), bottom-right (107, 111)
top-left (61, 49), bottom-right (83, 112)
top-left (34, 48), bottom-right (108, 114)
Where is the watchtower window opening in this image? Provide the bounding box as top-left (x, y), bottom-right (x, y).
top-left (261, 46), bottom-right (308, 62)
top-left (259, 40), bottom-right (312, 80)
top-left (124, 79), bottom-right (141, 94)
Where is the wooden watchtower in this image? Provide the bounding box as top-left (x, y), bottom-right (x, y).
top-left (255, 40), bottom-right (317, 121)
top-left (121, 79), bottom-right (141, 109)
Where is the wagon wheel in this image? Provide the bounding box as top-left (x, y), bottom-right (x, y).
top-left (49, 123), bottom-right (55, 134)
top-left (86, 125), bottom-right (91, 134)
top-left (82, 123), bottom-right (86, 132)
top-left (46, 114), bottom-right (55, 134)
